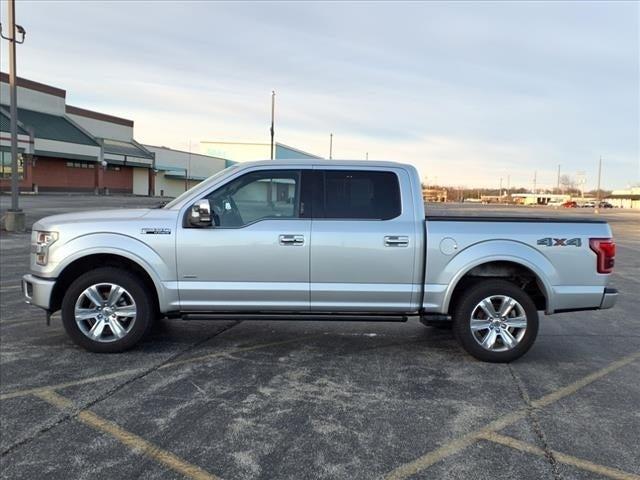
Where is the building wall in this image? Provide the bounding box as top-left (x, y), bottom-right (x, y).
top-left (154, 173), bottom-right (199, 198)
top-left (32, 157), bottom-right (95, 192)
top-left (275, 144), bottom-right (322, 160)
top-left (132, 167), bottom-right (149, 196)
top-left (35, 138), bottom-right (100, 161)
top-left (145, 145), bottom-right (228, 197)
top-left (146, 145), bottom-right (228, 178)
top-left (0, 80), bottom-right (65, 116)
top-left (103, 166), bottom-right (133, 193)
top-left (67, 113), bottom-right (133, 142)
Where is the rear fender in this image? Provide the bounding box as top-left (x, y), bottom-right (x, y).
top-left (439, 240), bottom-right (557, 314)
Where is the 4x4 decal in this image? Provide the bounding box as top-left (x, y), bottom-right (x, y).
top-left (537, 237), bottom-right (581, 247)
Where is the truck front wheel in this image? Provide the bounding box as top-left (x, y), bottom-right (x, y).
top-left (452, 279), bottom-right (539, 363)
top-left (61, 267), bottom-right (154, 353)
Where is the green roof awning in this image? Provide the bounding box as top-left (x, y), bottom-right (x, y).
top-left (34, 150), bottom-right (97, 162)
top-left (0, 110), bottom-right (28, 135)
top-left (103, 138), bottom-right (153, 160)
top-left (0, 104), bottom-right (97, 146)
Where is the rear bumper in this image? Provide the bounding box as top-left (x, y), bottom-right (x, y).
top-left (600, 287), bottom-right (618, 310)
top-left (22, 274), bottom-right (55, 310)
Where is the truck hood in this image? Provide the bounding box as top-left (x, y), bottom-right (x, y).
top-left (33, 209), bottom-right (154, 231)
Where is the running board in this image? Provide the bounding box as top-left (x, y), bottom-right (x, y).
top-left (180, 313), bottom-right (409, 322)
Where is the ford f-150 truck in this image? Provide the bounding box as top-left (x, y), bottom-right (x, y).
top-left (22, 160), bottom-right (618, 362)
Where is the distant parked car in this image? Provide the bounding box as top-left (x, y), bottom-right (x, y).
top-left (598, 201), bottom-right (614, 209)
top-left (562, 201), bottom-right (578, 208)
top-left (581, 201), bottom-right (596, 208)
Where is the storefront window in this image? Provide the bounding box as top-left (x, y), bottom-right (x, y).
top-left (0, 151), bottom-right (24, 179)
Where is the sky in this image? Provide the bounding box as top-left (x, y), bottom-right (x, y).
top-left (0, 1), bottom-right (638, 190)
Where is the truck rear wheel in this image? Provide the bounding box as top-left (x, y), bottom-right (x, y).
top-left (452, 279), bottom-right (538, 363)
top-left (61, 267), bottom-right (154, 353)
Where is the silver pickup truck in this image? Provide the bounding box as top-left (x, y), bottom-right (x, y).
top-left (22, 160), bottom-right (618, 362)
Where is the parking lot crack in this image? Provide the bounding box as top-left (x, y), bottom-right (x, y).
top-left (0, 320), bottom-right (241, 458)
top-left (507, 365), bottom-right (563, 480)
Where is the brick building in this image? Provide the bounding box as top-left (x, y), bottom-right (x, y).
top-left (0, 73), bottom-right (153, 194)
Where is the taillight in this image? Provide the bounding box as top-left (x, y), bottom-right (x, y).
top-left (589, 238), bottom-right (615, 274)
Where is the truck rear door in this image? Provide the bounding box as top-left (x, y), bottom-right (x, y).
top-left (309, 167), bottom-right (419, 312)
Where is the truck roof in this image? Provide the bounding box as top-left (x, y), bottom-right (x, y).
top-left (237, 159), bottom-right (414, 169)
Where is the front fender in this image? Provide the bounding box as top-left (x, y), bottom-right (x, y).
top-left (439, 240), bottom-right (557, 314)
top-left (44, 233), bottom-right (178, 312)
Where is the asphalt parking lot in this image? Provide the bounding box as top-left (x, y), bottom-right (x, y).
top-left (1, 194), bottom-right (639, 480)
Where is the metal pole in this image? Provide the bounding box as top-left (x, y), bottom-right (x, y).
top-left (365, 152), bottom-right (368, 161)
top-left (329, 133), bottom-right (333, 160)
top-left (188, 139), bottom-right (192, 189)
top-left (270, 90), bottom-right (275, 160)
top-left (556, 164), bottom-right (561, 193)
top-left (2, 0), bottom-right (26, 231)
top-left (596, 156), bottom-right (602, 209)
top-left (533, 171), bottom-right (537, 194)
top-left (8, 0), bottom-right (19, 211)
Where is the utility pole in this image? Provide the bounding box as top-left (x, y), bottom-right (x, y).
top-left (533, 171), bottom-right (537, 194)
top-left (556, 164), bottom-right (561, 193)
top-left (329, 133), bottom-right (333, 160)
top-left (185, 139), bottom-right (192, 192)
top-left (270, 90), bottom-right (275, 160)
top-left (365, 152), bottom-right (368, 160)
top-left (595, 156), bottom-right (603, 212)
top-left (499, 177), bottom-right (503, 199)
top-left (0, 0), bottom-right (26, 232)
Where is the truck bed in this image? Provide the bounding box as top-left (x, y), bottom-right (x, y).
top-left (426, 215), bottom-right (607, 224)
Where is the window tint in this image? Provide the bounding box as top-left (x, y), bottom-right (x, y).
top-left (321, 170), bottom-right (401, 220)
top-left (206, 170), bottom-right (300, 227)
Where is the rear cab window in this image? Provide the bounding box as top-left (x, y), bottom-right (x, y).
top-left (314, 170), bottom-right (401, 220)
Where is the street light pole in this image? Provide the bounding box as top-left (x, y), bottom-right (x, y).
top-left (0, 0), bottom-right (26, 231)
top-left (329, 133), bottom-right (333, 160)
top-left (595, 156), bottom-right (603, 213)
top-left (270, 90), bottom-right (275, 160)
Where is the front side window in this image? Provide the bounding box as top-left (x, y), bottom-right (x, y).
top-left (320, 170), bottom-right (401, 220)
top-left (206, 170), bottom-right (300, 227)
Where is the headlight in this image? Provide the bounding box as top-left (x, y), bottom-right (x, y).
top-left (33, 231), bottom-right (58, 266)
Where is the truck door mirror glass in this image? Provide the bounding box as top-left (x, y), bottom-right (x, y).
top-left (189, 199), bottom-right (213, 227)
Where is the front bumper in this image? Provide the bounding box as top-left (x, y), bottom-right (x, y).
top-left (22, 274), bottom-right (56, 310)
top-left (600, 287), bottom-right (618, 310)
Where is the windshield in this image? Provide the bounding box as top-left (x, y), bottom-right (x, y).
top-left (162, 165), bottom-right (238, 209)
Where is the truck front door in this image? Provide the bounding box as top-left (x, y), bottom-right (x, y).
top-left (176, 168), bottom-right (311, 311)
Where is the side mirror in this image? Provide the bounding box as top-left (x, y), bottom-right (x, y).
top-left (188, 199), bottom-right (212, 227)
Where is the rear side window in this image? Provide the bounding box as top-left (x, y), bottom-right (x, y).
top-left (319, 170), bottom-right (401, 220)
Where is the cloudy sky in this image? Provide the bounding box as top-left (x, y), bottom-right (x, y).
top-left (1, 1), bottom-right (638, 189)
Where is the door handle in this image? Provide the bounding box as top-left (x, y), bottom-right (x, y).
top-left (384, 235), bottom-right (409, 247)
top-left (279, 234), bottom-right (305, 246)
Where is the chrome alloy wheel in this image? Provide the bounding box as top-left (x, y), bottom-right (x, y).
top-left (74, 283), bottom-right (137, 343)
top-left (470, 295), bottom-right (527, 352)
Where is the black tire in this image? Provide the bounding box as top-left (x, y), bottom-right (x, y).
top-left (61, 267), bottom-right (154, 353)
top-left (452, 279), bottom-right (538, 363)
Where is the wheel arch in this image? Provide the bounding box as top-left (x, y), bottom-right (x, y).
top-left (446, 259), bottom-right (549, 315)
top-left (50, 253), bottom-right (161, 314)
